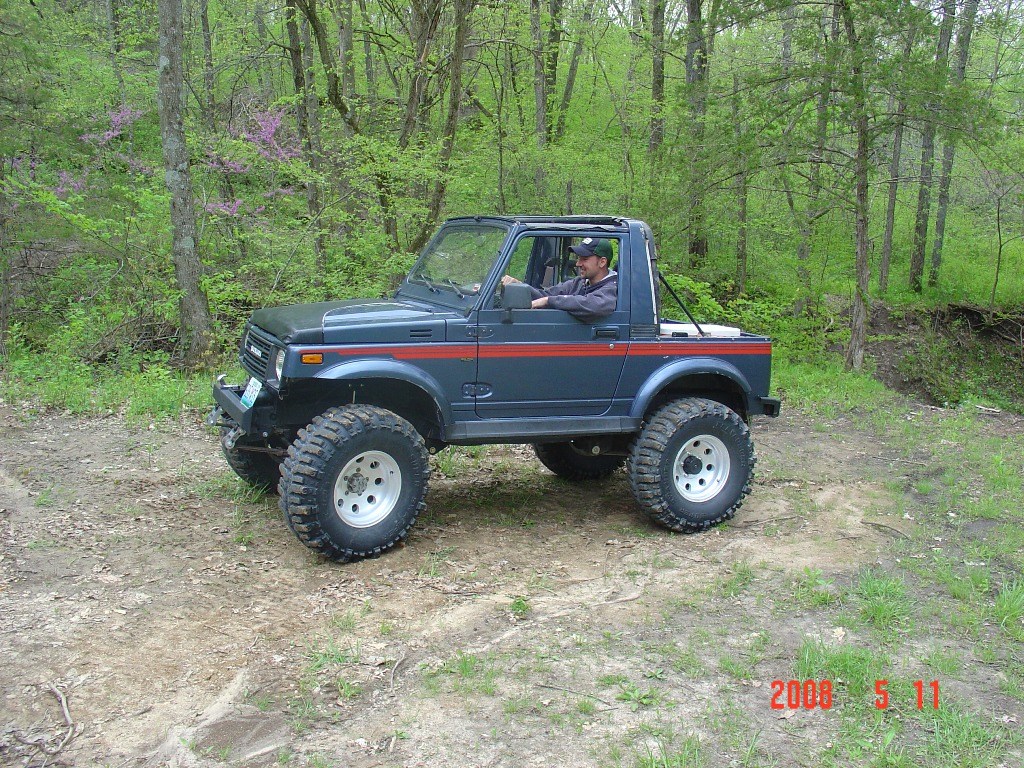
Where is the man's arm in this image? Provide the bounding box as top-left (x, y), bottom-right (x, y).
top-left (544, 276), bottom-right (617, 322)
top-left (501, 274), bottom-right (547, 301)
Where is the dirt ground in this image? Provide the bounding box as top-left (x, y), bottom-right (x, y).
top-left (0, 403), bottom-right (1014, 767)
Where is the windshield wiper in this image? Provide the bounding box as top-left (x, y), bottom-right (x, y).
top-left (414, 271), bottom-right (442, 293)
top-left (442, 279), bottom-right (465, 298)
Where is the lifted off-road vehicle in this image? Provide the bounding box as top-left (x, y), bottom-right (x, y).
top-left (209, 216), bottom-right (780, 561)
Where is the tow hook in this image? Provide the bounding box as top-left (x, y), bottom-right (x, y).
top-left (222, 425), bottom-right (244, 450)
top-left (205, 405), bottom-right (226, 428)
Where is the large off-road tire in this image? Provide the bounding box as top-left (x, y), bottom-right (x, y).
top-left (220, 427), bottom-right (282, 492)
top-left (628, 398), bottom-right (754, 532)
top-left (278, 405), bottom-right (430, 562)
top-left (533, 442), bottom-right (626, 481)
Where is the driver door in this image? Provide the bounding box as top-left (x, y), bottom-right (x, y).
top-left (473, 234), bottom-right (629, 419)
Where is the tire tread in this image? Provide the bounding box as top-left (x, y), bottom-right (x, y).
top-left (627, 397), bottom-right (755, 532)
top-left (278, 405), bottom-right (429, 562)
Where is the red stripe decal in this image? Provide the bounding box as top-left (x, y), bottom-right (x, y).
top-left (303, 341), bottom-right (771, 360)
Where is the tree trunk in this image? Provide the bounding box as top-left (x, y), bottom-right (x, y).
top-left (105, 0), bottom-right (128, 106)
top-left (253, 3), bottom-right (276, 103)
top-left (0, 162), bottom-right (10, 361)
top-left (989, 191), bottom-right (1012, 316)
top-left (293, 0), bottom-right (358, 132)
top-left (649, 0), bottom-right (666, 156)
top-left (293, 0), bottom-right (399, 248)
top-left (554, 0), bottom-right (594, 141)
top-left (399, 0), bottom-right (443, 150)
top-left (780, 0), bottom-right (832, 314)
top-left (331, 0), bottom-right (356, 98)
top-left (987, 0), bottom-right (1014, 100)
top-left (838, 0), bottom-right (870, 371)
top-left (732, 74), bottom-right (747, 294)
top-left (684, 0), bottom-right (710, 266)
top-left (930, 0), bottom-right (979, 288)
top-left (909, 0), bottom-right (955, 293)
top-left (300, 18), bottom-right (325, 157)
top-left (200, 0), bottom-right (216, 132)
top-left (880, 114), bottom-right (905, 294)
top-left (409, 0), bottom-right (476, 253)
top-left (286, 0), bottom-right (326, 279)
top-left (157, 0), bottom-right (212, 364)
top-left (106, 0), bottom-right (133, 157)
top-left (544, 0), bottom-right (563, 141)
top-left (880, 13), bottom-right (916, 294)
top-left (355, 0), bottom-right (377, 103)
top-left (531, 0), bottom-right (548, 192)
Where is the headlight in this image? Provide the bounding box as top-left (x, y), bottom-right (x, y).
top-left (274, 349), bottom-right (286, 380)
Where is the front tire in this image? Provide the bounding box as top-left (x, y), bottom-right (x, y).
top-left (628, 398), bottom-right (754, 532)
top-left (278, 406), bottom-right (430, 562)
top-left (533, 442), bottom-right (625, 481)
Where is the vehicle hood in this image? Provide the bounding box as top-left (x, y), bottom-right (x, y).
top-left (250, 299), bottom-right (458, 345)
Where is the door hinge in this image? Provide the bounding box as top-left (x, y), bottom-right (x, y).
top-left (467, 326), bottom-right (494, 338)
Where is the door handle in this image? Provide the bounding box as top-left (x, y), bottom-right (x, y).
top-left (594, 327), bottom-right (619, 339)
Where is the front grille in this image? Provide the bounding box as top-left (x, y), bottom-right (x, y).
top-left (240, 327), bottom-right (275, 378)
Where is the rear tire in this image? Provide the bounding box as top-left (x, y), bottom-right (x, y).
top-left (628, 398), bottom-right (754, 532)
top-left (278, 406), bottom-right (430, 562)
top-left (533, 442), bottom-right (626, 481)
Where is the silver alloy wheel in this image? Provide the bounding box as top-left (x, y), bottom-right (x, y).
top-left (334, 451), bottom-right (402, 528)
top-left (672, 434), bottom-right (731, 503)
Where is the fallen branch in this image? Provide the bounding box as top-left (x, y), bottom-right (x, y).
top-left (975, 405), bottom-right (1002, 414)
top-left (422, 584), bottom-right (484, 596)
top-left (591, 592), bottom-right (642, 608)
top-left (870, 455), bottom-right (929, 466)
top-left (13, 683), bottom-right (77, 757)
top-left (389, 652), bottom-right (406, 690)
top-left (860, 520), bottom-right (910, 539)
top-left (537, 683), bottom-right (614, 707)
top-left (729, 515), bottom-right (803, 529)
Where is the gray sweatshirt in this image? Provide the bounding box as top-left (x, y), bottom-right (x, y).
top-left (527, 272), bottom-right (618, 323)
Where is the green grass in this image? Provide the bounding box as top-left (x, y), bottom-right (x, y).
top-left (418, 547), bottom-right (455, 578)
top-left (615, 682), bottom-right (661, 711)
top-left (852, 569), bottom-right (912, 633)
top-left (428, 652), bottom-right (501, 696)
top-left (0, 348), bottom-right (211, 421)
top-left (720, 561), bottom-right (755, 597)
top-left (306, 635), bottom-right (360, 672)
top-left (796, 638), bottom-right (889, 711)
top-left (771, 351), bottom-right (899, 415)
top-left (718, 655), bottom-right (754, 680)
top-left (993, 579), bottom-right (1024, 637)
top-left (923, 648), bottom-right (962, 677)
top-left (508, 596), bottom-right (530, 619)
top-left (793, 566), bottom-right (840, 607)
top-left (335, 677), bottom-right (362, 699)
top-left (635, 734), bottom-right (704, 768)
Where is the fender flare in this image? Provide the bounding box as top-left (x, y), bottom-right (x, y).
top-left (315, 359), bottom-right (454, 427)
top-left (628, 357), bottom-right (753, 419)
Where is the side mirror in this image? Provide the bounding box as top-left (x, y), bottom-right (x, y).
top-left (501, 282), bottom-right (533, 322)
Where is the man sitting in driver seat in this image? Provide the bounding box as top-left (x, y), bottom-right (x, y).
top-left (501, 238), bottom-right (617, 323)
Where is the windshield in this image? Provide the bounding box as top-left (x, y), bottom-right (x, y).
top-left (402, 224), bottom-right (510, 307)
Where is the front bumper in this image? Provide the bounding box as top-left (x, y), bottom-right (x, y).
top-left (207, 375), bottom-right (273, 435)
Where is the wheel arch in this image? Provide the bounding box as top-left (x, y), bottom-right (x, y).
top-left (629, 358), bottom-right (753, 421)
top-left (292, 360), bottom-right (452, 440)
